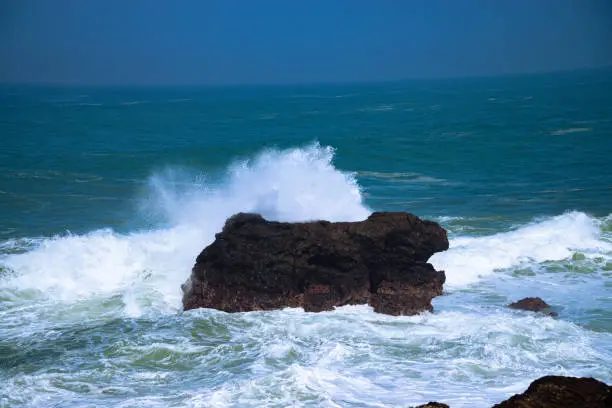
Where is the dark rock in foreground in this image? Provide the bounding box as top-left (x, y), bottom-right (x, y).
top-left (410, 376), bottom-right (611, 407)
top-left (182, 212), bottom-right (448, 315)
top-left (509, 297), bottom-right (558, 317)
top-left (493, 376), bottom-right (612, 408)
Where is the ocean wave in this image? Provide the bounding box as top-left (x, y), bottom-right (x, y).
top-left (119, 101), bottom-right (148, 106)
top-left (358, 104), bottom-right (395, 112)
top-left (3, 303), bottom-right (610, 407)
top-left (436, 216), bottom-right (464, 223)
top-left (357, 171), bottom-right (420, 178)
top-left (0, 143), bottom-right (370, 311)
top-left (1, 145), bottom-right (612, 407)
top-left (357, 171), bottom-right (449, 184)
top-left (431, 211), bottom-right (612, 287)
top-left (1, 147), bottom-right (610, 314)
top-left (550, 127), bottom-right (592, 135)
top-left (1, 144), bottom-right (610, 313)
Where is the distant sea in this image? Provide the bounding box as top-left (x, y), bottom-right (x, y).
top-left (1, 69), bottom-right (611, 407)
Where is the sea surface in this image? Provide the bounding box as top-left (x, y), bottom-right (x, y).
top-left (1, 69), bottom-right (612, 407)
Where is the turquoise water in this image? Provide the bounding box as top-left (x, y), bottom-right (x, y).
top-left (1, 69), bottom-right (612, 407)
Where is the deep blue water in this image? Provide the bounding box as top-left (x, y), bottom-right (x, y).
top-left (1, 69), bottom-right (611, 407)
top-left (2, 68), bottom-right (611, 238)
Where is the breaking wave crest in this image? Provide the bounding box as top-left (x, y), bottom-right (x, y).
top-left (432, 211), bottom-right (612, 287)
top-left (1, 144), bottom-right (611, 313)
top-left (0, 144), bottom-right (370, 312)
top-left (1, 144), bottom-right (611, 407)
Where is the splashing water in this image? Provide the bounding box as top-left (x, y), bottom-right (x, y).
top-left (1, 144), bottom-right (611, 407)
top-left (0, 144), bottom-right (370, 312)
top-left (432, 211), bottom-right (612, 287)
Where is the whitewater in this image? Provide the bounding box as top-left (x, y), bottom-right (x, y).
top-left (1, 144), bottom-right (611, 407)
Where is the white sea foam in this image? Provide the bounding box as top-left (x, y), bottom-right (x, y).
top-left (177, 305), bottom-right (612, 407)
top-left (3, 303), bottom-right (611, 407)
top-left (1, 145), bottom-right (610, 310)
top-left (150, 143), bottom-right (369, 227)
top-left (431, 211), bottom-right (612, 287)
top-left (436, 215), bottom-right (464, 223)
top-left (1, 145), bottom-right (611, 407)
top-left (0, 144), bottom-right (369, 312)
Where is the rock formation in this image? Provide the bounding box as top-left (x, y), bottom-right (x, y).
top-left (182, 212), bottom-right (448, 315)
top-left (509, 297), bottom-right (558, 317)
top-left (493, 376), bottom-right (612, 408)
top-left (409, 376), bottom-right (611, 407)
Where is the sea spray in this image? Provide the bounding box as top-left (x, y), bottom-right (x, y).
top-left (431, 211), bottom-right (612, 287)
top-left (1, 145), bottom-right (611, 407)
top-left (1, 144), bottom-right (370, 311)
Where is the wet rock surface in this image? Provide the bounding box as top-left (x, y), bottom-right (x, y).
top-left (182, 212), bottom-right (448, 315)
top-left (410, 376), bottom-right (611, 407)
top-left (492, 375), bottom-right (612, 408)
top-left (509, 297), bottom-right (558, 316)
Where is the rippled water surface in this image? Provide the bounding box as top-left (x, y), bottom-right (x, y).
top-left (1, 69), bottom-right (612, 407)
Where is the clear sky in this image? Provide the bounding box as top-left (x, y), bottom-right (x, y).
top-left (1, 0), bottom-right (611, 85)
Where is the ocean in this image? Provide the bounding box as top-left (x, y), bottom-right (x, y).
top-left (1, 69), bottom-right (611, 407)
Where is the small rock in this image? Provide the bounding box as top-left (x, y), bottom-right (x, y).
top-left (509, 297), bottom-right (550, 313)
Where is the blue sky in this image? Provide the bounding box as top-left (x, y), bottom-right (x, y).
top-left (1, 0), bottom-right (611, 85)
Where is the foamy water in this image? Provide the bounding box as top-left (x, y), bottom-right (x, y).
top-left (431, 211), bottom-right (612, 287)
top-left (1, 145), bottom-right (611, 407)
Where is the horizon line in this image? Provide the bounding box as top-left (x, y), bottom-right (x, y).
top-left (1, 64), bottom-right (611, 88)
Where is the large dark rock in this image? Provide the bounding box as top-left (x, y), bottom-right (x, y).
top-left (409, 376), bottom-right (611, 407)
top-left (182, 212), bottom-right (448, 315)
top-left (493, 376), bottom-right (612, 408)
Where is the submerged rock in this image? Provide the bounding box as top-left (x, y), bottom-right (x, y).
top-left (182, 212), bottom-right (448, 315)
top-left (509, 297), bottom-right (558, 316)
top-left (493, 375), bottom-right (612, 408)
